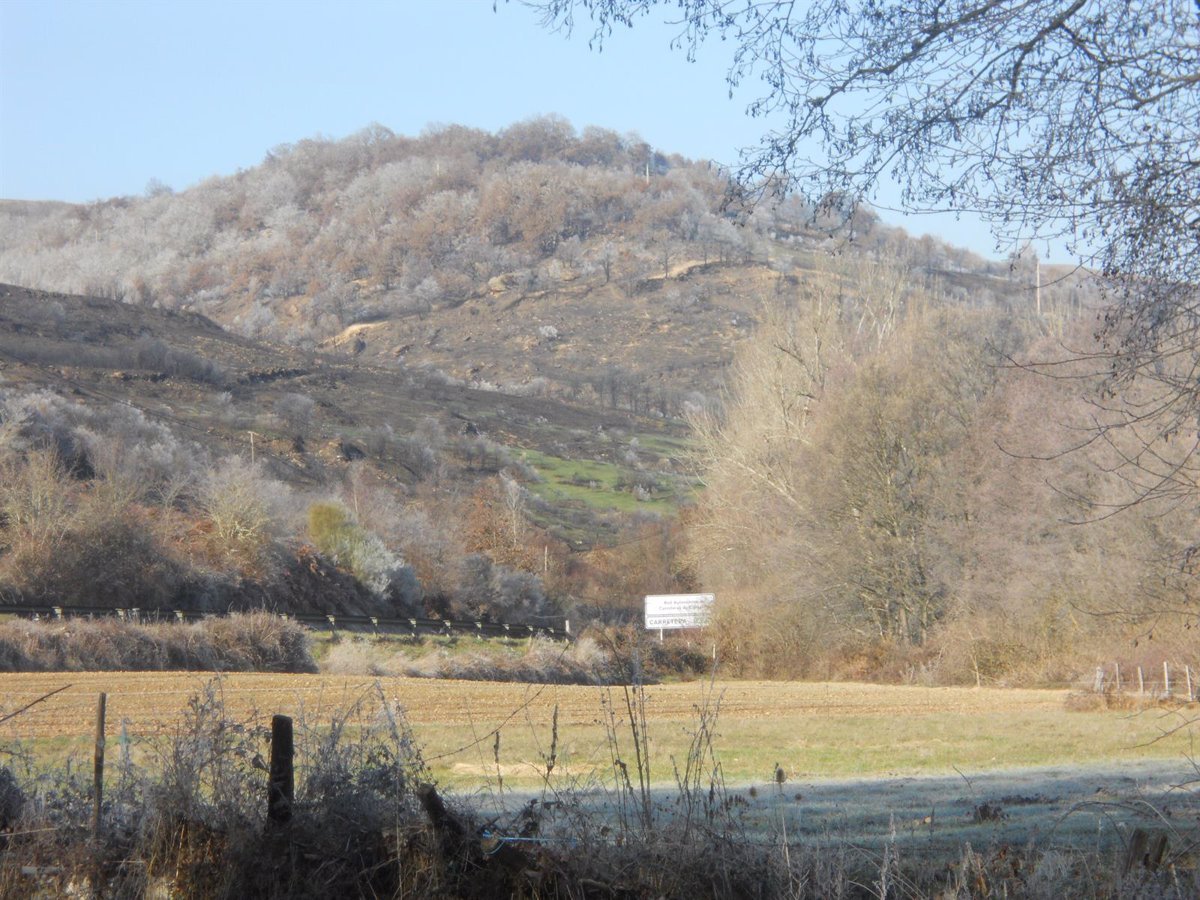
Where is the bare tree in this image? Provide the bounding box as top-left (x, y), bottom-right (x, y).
top-left (685, 263), bottom-right (850, 617)
top-left (534, 0), bottom-right (1200, 500)
top-left (274, 392), bottom-right (316, 440)
top-left (536, 2), bottom-right (1195, 260)
top-left (198, 457), bottom-right (280, 574)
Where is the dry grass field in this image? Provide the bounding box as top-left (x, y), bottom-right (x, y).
top-left (3, 672), bottom-right (1196, 789)
top-left (4, 672), bottom-right (1200, 895)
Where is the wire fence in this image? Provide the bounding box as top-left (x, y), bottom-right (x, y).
top-left (1090, 661), bottom-right (1200, 702)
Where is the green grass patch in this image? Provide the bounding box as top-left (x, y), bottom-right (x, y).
top-left (632, 432), bottom-right (694, 460)
top-left (519, 448), bottom-right (678, 514)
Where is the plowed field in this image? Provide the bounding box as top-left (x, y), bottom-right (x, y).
top-left (0, 673), bottom-right (1191, 787)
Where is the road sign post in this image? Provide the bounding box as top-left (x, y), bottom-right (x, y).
top-left (644, 593), bottom-right (714, 632)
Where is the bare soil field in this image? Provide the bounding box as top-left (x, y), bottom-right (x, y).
top-left (3, 673), bottom-right (1196, 789)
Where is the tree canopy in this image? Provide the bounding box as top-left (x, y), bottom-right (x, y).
top-left (535, 1), bottom-right (1195, 260)
top-left (533, 0), bottom-right (1200, 504)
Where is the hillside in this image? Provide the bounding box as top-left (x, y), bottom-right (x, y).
top-left (0, 284), bottom-right (690, 546)
top-left (0, 279), bottom-right (707, 625)
top-left (0, 119), bottom-right (1083, 418)
top-left (0, 119), bottom-right (1130, 677)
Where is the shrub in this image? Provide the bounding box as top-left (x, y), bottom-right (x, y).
top-left (198, 457), bottom-right (280, 575)
top-left (450, 553), bottom-right (555, 623)
top-left (274, 391), bottom-right (315, 437)
top-left (320, 635), bottom-right (618, 684)
top-left (132, 335), bottom-right (225, 385)
top-left (44, 681), bottom-right (431, 898)
top-left (307, 500), bottom-right (418, 601)
top-left (187, 612), bottom-right (316, 673)
top-left (0, 613), bottom-right (315, 673)
top-left (557, 625), bottom-right (714, 682)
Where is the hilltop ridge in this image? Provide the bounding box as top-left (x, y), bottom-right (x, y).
top-left (0, 118), bottom-right (1079, 419)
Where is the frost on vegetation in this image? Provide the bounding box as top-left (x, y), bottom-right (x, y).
top-left (0, 387), bottom-right (209, 499)
top-left (131, 335), bottom-right (225, 384)
top-left (322, 635), bottom-right (615, 684)
top-left (307, 500), bottom-right (419, 603)
top-left (0, 118), bottom-right (800, 354)
top-left (452, 553), bottom-right (549, 622)
top-left (624, 437), bottom-right (642, 467)
top-left (0, 679), bottom-right (440, 896)
top-left (416, 365), bottom-right (462, 388)
top-left (274, 391), bottom-right (315, 437)
top-left (456, 433), bottom-right (538, 480)
top-left (199, 456), bottom-right (287, 570)
top-left (0, 613), bottom-right (315, 673)
top-left (360, 422), bottom-right (444, 479)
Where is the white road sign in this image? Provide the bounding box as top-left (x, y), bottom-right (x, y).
top-left (644, 593), bottom-right (714, 630)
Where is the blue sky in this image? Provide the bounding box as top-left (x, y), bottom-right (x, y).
top-left (0, 0), bottom-right (1035, 259)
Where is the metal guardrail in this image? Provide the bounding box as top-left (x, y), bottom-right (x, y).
top-left (0, 605), bottom-right (572, 642)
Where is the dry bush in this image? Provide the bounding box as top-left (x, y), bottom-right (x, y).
top-left (196, 457), bottom-right (284, 577)
top-left (709, 587), bottom-right (840, 679)
top-left (580, 625), bottom-right (711, 682)
top-left (461, 476), bottom-right (542, 573)
top-left (560, 516), bottom-right (697, 625)
top-left (387, 502), bottom-right (459, 602)
top-left (0, 618), bottom-right (168, 671)
top-left (320, 638), bottom-right (392, 677)
top-left (0, 405), bottom-right (338, 616)
top-left (0, 681), bottom-right (438, 898)
top-left (0, 388), bottom-right (209, 505)
top-left (9, 499), bottom-right (189, 609)
top-left (183, 613), bottom-right (316, 673)
top-left (0, 613), bottom-right (315, 673)
top-left (323, 635), bottom-right (620, 685)
top-left (447, 553), bottom-right (555, 624)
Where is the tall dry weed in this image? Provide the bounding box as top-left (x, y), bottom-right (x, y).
top-left (0, 613), bottom-right (315, 673)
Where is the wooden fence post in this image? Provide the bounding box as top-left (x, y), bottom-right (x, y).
top-left (1114, 662), bottom-right (1121, 693)
top-left (1138, 666), bottom-right (1145, 696)
top-left (268, 714), bottom-right (294, 824)
top-left (1122, 827), bottom-right (1169, 875)
top-left (1187, 666), bottom-right (1194, 702)
top-left (93, 693), bottom-right (106, 841)
top-left (1164, 661), bottom-right (1171, 697)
